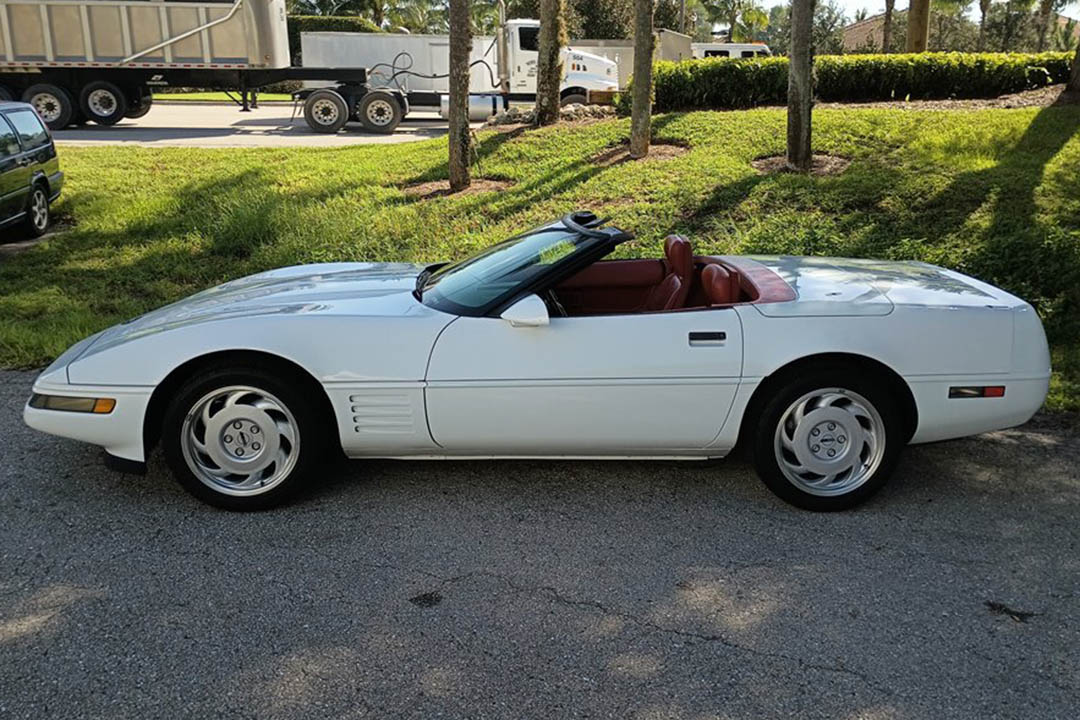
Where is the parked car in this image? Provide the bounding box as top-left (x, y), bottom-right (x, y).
top-left (23, 212), bottom-right (1050, 512)
top-left (0, 101), bottom-right (62, 237)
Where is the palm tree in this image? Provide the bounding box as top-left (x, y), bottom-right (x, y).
top-left (629, 0), bottom-right (654, 159)
top-left (534, 0), bottom-right (566, 126)
top-left (448, 0), bottom-right (471, 191)
top-left (787, 0), bottom-right (812, 171)
top-left (704, 0), bottom-right (767, 43)
top-left (882, 0), bottom-right (895, 52)
top-left (977, 0), bottom-right (992, 50)
top-left (470, 0), bottom-right (500, 34)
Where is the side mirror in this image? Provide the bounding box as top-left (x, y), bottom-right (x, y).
top-left (500, 294), bottom-right (549, 328)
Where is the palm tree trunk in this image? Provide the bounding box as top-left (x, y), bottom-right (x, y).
top-left (728, 8), bottom-right (739, 42)
top-left (882, 0), bottom-right (895, 53)
top-left (629, 0), bottom-right (654, 159)
top-left (1070, 44), bottom-right (1080, 92)
top-left (977, 6), bottom-right (988, 51)
top-left (534, 0), bottom-right (565, 126)
top-left (906, 0), bottom-right (931, 52)
top-left (1036, 0), bottom-right (1053, 53)
top-left (448, 0), bottom-right (471, 191)
top-left (787, 0), bottom-right (812, 172)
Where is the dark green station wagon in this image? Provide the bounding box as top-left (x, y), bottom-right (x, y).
top-left (0, 101), bottom-right (63, 237)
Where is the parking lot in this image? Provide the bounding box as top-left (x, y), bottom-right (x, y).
top-left (51, 102), bottom-right (475, 148)
top-left (1, 368), bottom-right (1078, 719)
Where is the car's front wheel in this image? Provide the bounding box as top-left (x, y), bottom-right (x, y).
top-left (162, 367), bottom-right (328, 510)
top-left (750, 368), bottom-right (903, 511)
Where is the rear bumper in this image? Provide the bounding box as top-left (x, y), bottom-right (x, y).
top-left (908, 374), bottom-right (1050, 444)
top-left (23, 381), bottom-right (152, 462)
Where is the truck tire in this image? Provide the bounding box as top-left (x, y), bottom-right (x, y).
top-left (303, 89), bottom-right (349, 134)
top-left (125, 94), bottom-right (153, 119)
top-left (357, 91), bottom-right (402, 134)
top-left (561, 93), bottom-right (588, 107)
top-left (22, 84), bottom-right (75, 130)
top-left (80, 81), bottom-right (128, 126)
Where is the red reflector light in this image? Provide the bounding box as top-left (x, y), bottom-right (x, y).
top-left (949, 386), bottom-right (1006, 399)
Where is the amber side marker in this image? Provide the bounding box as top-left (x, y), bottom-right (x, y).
top-left (29, 394), bottom-right (117, 414)
top-left (949, 386), bottom-right (1006, 399)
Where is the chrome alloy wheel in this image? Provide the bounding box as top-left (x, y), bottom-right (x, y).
top-left (310, 98), bottom-right (340, 126)
top-left (773, 388), bottom-right (885, 497)
top-left (30, 92), bottom-right (63, 123)
top-left (180, 385), bottom-right (300, 496)
top-left (87, 88), bottom-right (117, 117)
top-left (365, 98), bottom-right (394, 127)
top-left (29, 188), bottom-right (48, 231)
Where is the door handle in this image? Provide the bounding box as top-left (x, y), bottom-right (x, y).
top-left (689, 331), bottom-right (726, 346)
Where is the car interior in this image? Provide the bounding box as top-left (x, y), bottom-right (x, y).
top-left (548, 235), bottom-right (777, 317)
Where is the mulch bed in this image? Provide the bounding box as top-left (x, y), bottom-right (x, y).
top-left (751, 153), bottom-right (851, 176)
top-left (590, 140), bottom-right (689, 167)
top-left (401, 177), bottom-right (515, 200)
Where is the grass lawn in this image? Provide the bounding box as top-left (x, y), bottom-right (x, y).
top-left (153, 91), bottom-right (294, 102)
top-left (2, 107), bottom-right (1078, 409)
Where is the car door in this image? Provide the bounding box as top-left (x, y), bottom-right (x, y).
top-left (0, 113), bottom-right (28, 222)
top-left (424, 308), bottom-right (743, 454)
top-left (512, 25), bottom-right (540, 94)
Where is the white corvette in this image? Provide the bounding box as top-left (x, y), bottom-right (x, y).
top-left (24, 212), bottom-right (1051, 511)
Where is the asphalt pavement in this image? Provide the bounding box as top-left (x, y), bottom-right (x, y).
top-left (51, 103), bottom-right (477, 148)
top-left (1, 369), bottom-right (1077, 719)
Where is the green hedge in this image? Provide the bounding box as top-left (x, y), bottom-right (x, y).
top-left (287, 15), bottom-right (381, 66)
top-left (623, 52), bottom-right (1074, 112)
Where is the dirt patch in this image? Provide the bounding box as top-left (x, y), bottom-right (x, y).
top-left (402, 177), bottom-right (515, 200)
top-left (590, 140), bottom-right (689, 168)
top-left (751, 153), bottom-right (851, 176)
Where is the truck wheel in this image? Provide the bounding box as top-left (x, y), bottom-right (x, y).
top-left (561, 93), bottom-right (588, 107)
top-left (357, 91), bottom-right (402, 134)
top-left (125, 94), bottom-right (153, 119)
top-left (22, 84), bottom-right (75, 130)
top-left (80, 81), bottom-right (128, 126)
top-left (303, 89), bottom-right (348, 134)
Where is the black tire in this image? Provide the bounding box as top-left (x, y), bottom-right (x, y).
top-left (125, 94), bottom-right (152, 119)
top-left (161, 366), bottom-right (330, 511)
top-left (356, 91), bottom-right (402, 134)
top-left (79, 81), bottom-right (128, 126)
top-left (22, 84), bottom-right (75, 130)
top-left (560, 93), bottom-right (588, 107)
top-left (23, 183), bottom-right (50, 238)
top-left (749, 365), bottom-right (904, 511)
top-left (303, 89), bottom-right (349, 134)
top-left (0, 85), bottom-right (13, 102)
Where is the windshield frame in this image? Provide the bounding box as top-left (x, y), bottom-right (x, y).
top-left (418, 213), bottom-right (631, 318)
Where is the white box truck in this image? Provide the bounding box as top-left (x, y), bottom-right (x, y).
top-left (301, 18), bottom-right (619, 119)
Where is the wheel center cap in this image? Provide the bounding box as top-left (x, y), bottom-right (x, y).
top-left (801, 416), bottom-right (853, 464)
top-left (213, 414), bottom-right (274, 468)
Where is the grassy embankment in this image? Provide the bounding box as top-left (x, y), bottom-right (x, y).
top-left (2, 107), bottom-right (1078, 408)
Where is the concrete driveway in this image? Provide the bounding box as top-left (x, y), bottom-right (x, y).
top-left (1, 369), bottom-right (1077, 719)
top-left (52, 103), bottom-right (475, 148)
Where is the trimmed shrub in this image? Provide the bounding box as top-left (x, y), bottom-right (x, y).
top-left (287, 15), bottom-right (381, 66)
top-left (621, 52), bottom-right (1074, 112)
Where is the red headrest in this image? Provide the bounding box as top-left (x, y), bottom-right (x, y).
top-left (702, 263), bottom-right (737, 305)
top-left (663, 235), bottom-right (693, 279)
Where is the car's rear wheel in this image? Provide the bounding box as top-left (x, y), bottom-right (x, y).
top-left (162, 367), bottom-right (329, 510)
top-left (24, 184), bottom-right (50, 237)
top-left (750, 367), bottom-right (903, 511)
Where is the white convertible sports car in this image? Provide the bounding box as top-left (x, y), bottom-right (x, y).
top-left (25, 212), bottom-right (1051, 511)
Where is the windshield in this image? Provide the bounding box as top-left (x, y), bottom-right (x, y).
top-left (419, 218), bottom-right (612, 316)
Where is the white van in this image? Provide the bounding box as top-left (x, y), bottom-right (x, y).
top-left (691, 43), bottom-right (772, 59)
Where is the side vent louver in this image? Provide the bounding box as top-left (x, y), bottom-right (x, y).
top-left (350, 393), bottom-right (415, 435)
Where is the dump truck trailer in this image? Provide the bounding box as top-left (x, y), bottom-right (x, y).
top-left (0, 0), bottom-right (389, 131)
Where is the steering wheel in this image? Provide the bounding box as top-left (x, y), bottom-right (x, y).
top-left (545, 289), bottom-right (568, 318)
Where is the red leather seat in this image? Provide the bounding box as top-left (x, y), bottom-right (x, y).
top-left (701, 263), bottom-right (741, 305)
top-left (641, 235), bottom-right (693, 311)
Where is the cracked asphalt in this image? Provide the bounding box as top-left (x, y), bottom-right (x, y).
top-left (1, 369), bottom-right (1078, 719)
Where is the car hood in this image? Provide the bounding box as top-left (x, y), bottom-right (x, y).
top-left (83, 262), bottom-right (432, 356)
top-left (746, 256), bottom-right (1024, 317)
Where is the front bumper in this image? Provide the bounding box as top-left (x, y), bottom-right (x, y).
top-left (23, 380), bottom-right (153, 462)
